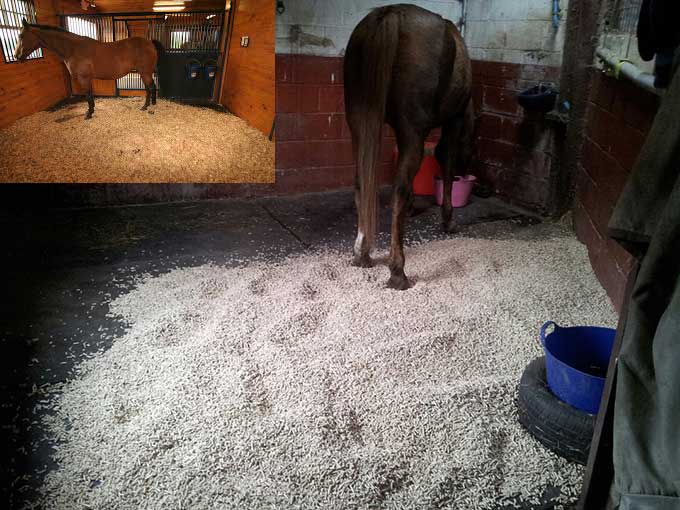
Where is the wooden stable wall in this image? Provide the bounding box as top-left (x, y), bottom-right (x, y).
top-left (0, 0), bottom-right (70, 129)
top-left (220, 0), bottom-right (274, 136)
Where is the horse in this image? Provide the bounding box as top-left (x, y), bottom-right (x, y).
top-left (14, 19), bottom-right (162, 119)
top-left (344, 4), bottom-right (474, 290)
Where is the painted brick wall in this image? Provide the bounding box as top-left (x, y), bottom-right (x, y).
top-left (276, 0), bottom-right (569, 66)
top-left (471, 60), bottom-right (561, 212)
top-left (574, 71), bottom-right (659, 310)
top-left (275, 53), bottom-right (559, 212)
top-left (276, 0), bottom-right (464, 56)
top-left (274, 0), bottom-right (568, 209)
top-left (275, 54), bottom-right (442, 193)
top-left (466, 0), bottom-right (569, 66)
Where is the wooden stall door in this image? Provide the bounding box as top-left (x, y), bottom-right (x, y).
top-left (219, 0), bottom-right (274, 136)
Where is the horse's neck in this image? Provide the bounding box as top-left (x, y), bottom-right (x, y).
top-left (35, 29), bottom-right (82, 60)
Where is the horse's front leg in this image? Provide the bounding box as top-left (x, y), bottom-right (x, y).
top-left (84, 85), bottom-right (94, 120)
top-left (438, 102), bottom-right (474, 233)
top-left (388, 129), bottom-right (425, 290)
top-left (76, 75), bottom-right (94, 120)
top-left (436, 130), bottom-right (455, 233)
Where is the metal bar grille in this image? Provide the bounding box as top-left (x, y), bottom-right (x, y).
top-left (0, 0), bottom-right (42, 63)
top-left (60, 11), bottom-right (223, 51)
top-left (63, 14), bottom-right (114, 42)
top-left (606, 0), bottom-right (643, 34)
top-left (151, 12), bottom-right (223, 52)
top-left (117, 72), bottom-right (158, 91)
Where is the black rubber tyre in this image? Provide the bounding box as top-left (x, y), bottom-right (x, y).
top-left (517, 356), bottom-right (596, 465)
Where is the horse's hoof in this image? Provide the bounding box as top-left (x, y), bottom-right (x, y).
top-left (84, 113), bottom-right (93, 120)
top-left (387, 275), bottom-right (412, 291)
top-left (141, 106), bottom-right (148, 111)
top-left (442, 221), bottom-right (458, 234)
top-left (351, 255), bottom-right (374, 268)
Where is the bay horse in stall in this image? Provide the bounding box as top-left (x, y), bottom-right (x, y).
top-left (14, 19), bottom-right (162, 119)
top-left (345, 4), bottom-right (474, 290)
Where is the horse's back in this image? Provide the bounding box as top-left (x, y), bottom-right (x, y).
top-left (112, 37), bottom-right (157, 68)
top-left (346, 4), bottom-right (471, 129)
top-left (116, 37), bottom-right (156, 56)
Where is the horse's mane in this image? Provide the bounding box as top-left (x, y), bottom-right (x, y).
top-left (27, 23), bottom-right (69, 32)
top-left (26, 23), bottom-right (96, 41)
top-left (27, 23), bottom-right (89, 41)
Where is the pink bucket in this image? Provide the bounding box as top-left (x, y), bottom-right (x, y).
top-left (434, 175), bottom-right (477, 207)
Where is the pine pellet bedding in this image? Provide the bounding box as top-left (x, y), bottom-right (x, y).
top-left (34, 224), bottom-right (616, 509)
top-left (0, 98), bottom-right (274, 183)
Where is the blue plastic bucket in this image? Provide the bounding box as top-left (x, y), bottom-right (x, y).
top-left (186, 60), bottom-right (202, 80)
top-left (540, 321), bottom-right (616, 414)
top-left (204, 59), bottom-right (218, 80)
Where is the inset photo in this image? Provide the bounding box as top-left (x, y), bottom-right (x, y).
top-left (0, 0), bottom-right (274, 183)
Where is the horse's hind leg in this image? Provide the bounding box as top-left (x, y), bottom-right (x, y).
top-left (141, 73), bottom-right (153, 111)
top-left (151, 80), bottom-right (157, 105)
top-left (141, 85), bottom-right (150, 111)
top-left (388, 127), bottom-right (425, 290)
top-left (353, 180), bottom-right (374, 268)
top-left (436, 101), bottom-right (474, 233)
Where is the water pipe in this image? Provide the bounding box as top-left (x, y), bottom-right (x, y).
top-left (460, 0), bottom-right (467, 38)
top-left (595, 48), bottom-right (662, 96)
top-left (552, 0), bottom-right (561, 29)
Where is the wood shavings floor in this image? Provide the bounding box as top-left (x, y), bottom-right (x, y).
top-left (31, 224), bottom-right (616, 510)
top-left (0, 98), bottom-right (274, 183)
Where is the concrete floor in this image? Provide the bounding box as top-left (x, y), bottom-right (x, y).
top-left (0, 190), bottom-right (558, 509)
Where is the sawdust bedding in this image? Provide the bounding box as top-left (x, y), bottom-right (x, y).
top-left (29, 223), bottom-right (616, 509)
top-left (0, 98), bottom-right (274, 183)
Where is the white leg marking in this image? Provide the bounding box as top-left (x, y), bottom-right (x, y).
top-left (354, 231), bottom-right (365, 257)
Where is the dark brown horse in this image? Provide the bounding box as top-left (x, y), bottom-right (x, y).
top-left (345, 4), bottom-right (473, 290)
top-left (14, 19), bottom-right (161, 119)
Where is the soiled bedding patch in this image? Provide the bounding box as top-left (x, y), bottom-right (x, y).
top-left (0, 98), bottom-right (274, 183)
top-left (35, 227), bottom-right (616, 509)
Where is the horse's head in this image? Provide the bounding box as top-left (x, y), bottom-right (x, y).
top-left (14, 19), bottom-right (41, 61)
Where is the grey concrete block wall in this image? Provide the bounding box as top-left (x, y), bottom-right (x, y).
top-left (275, 0), bottom-right (569, 66)
top-left (466, 0), bottom-right (569, 66)
top-left (275, 0), bottom-right (464, 56)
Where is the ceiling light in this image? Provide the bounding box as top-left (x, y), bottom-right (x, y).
top-left (153, 5), bottom-right (185, 11)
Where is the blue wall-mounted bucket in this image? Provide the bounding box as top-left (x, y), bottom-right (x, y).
top-left (204, 59), bottom-right (218, 80)
top-left (186, 60), bottom-right (202, 80)
top-left (540, 321), bottom-right (615, 414)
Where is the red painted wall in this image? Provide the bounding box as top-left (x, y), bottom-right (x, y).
top-left (275, 54), bottom-right (560, 212)
top-left (275, 54), bottom-right (405, 192)
top-left (574, 72), bottom-right (659, 309)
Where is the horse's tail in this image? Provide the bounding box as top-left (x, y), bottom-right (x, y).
top-left (151, 40), bottom-right (164, 64)
top-left (345, 10), bottom-right (399, 250)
